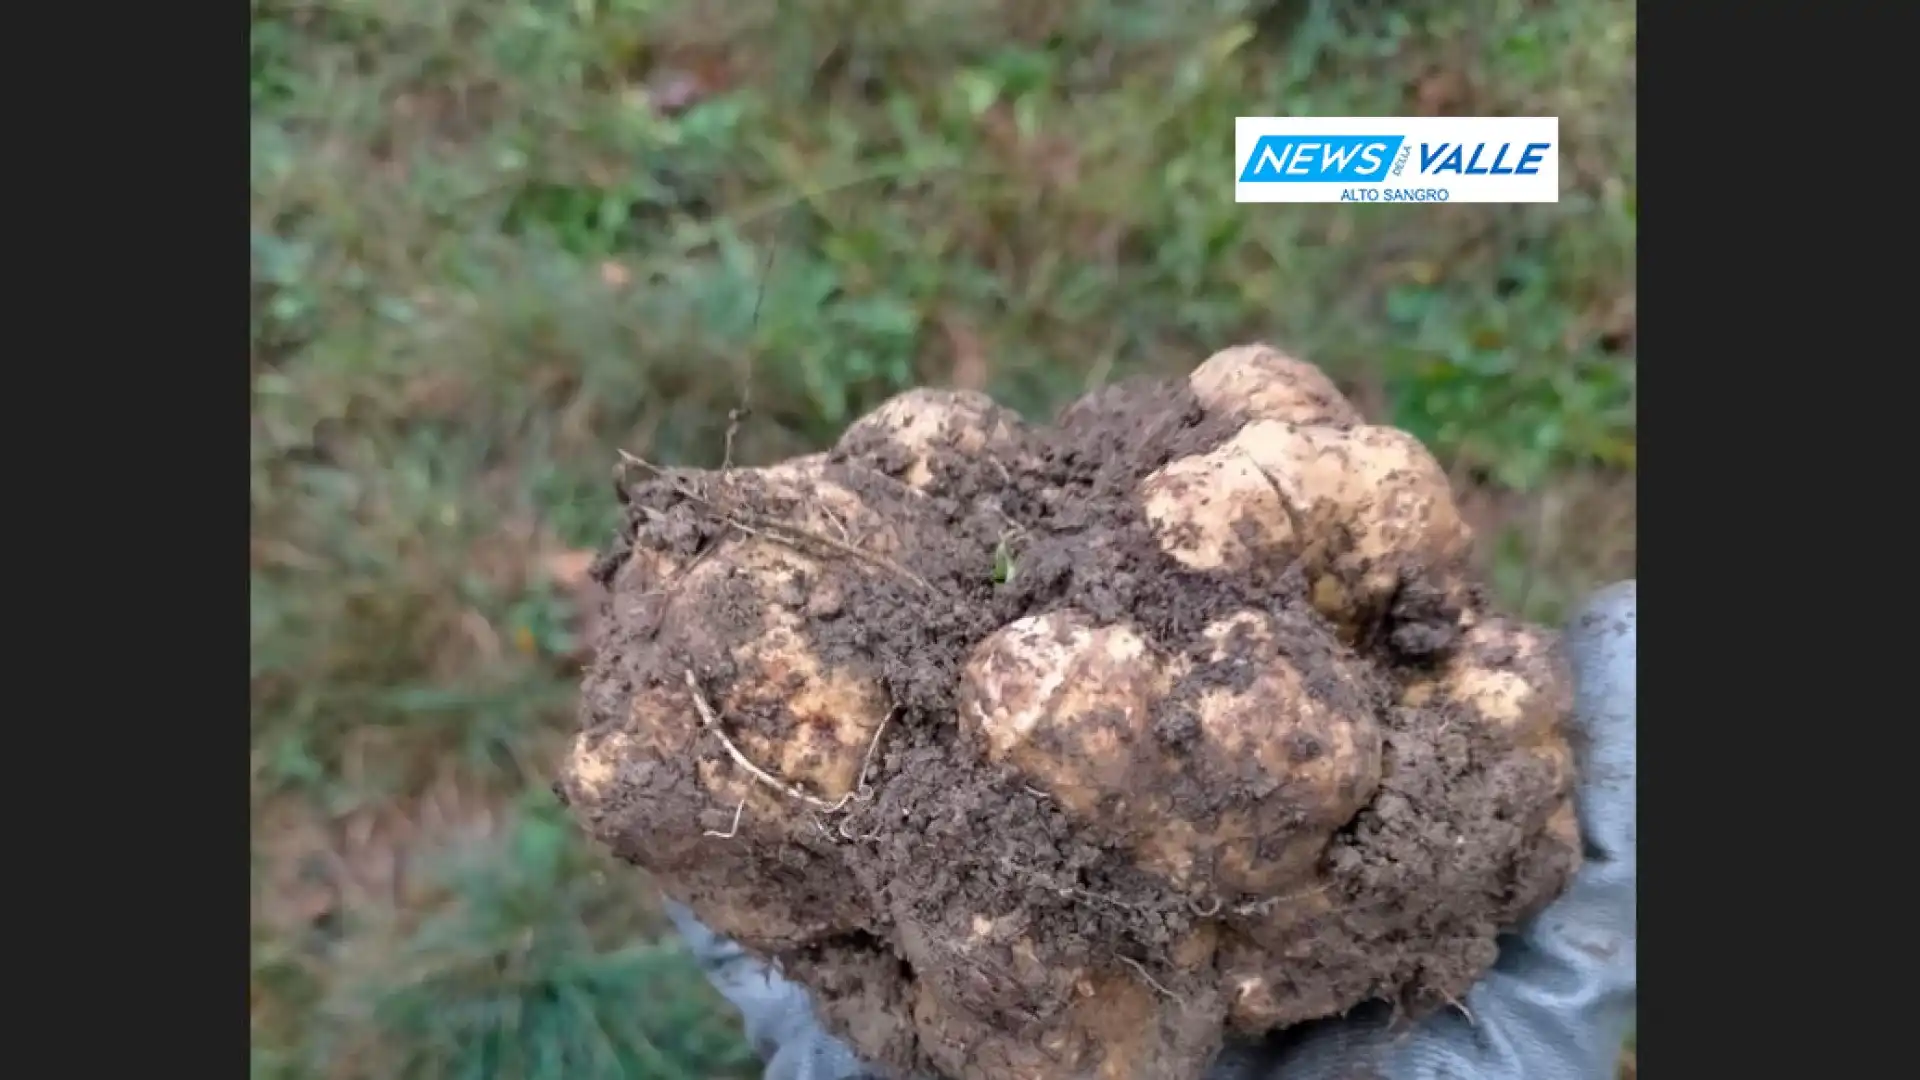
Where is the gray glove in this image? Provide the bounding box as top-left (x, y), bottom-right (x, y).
top-left (667, 580), bottom-right (1637, 1080)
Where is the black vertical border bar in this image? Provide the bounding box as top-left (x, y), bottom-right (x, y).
top-left (1642, 0), bottom-right (1893, 1075)
top-left (6, 0), bottom-right (243, 1074)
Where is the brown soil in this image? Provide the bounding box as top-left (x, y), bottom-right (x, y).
top-left (563, 374), bottom-right (1580, 1080)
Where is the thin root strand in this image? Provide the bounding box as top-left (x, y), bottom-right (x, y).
top-left (618, 449), bottom-right (936, 593)
top-left (704, 799), bottom-right (747, 839)
top-left (1119, 957), bottom-right (1181, 1002)
top-left (684, 669), bottom-right (893, 814)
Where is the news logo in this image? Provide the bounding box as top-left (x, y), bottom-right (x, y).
top-left (1235, 117), bottom-right (1559, 204)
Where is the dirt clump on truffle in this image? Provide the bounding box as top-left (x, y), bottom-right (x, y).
top-left (559, 344), bottom-right (1583, 1080)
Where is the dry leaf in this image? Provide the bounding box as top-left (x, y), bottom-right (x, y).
top-left (544, 550), bottom-right (597, 591)
top-left (1413, 69), bottom-right (1469, 116)
top-left (940, 315), bottom-right (991, 391)
top-left (543, 549), bottom-right (606, 664)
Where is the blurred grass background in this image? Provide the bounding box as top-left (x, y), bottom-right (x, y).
top-left (249, 0), bottom-right (1636, 1076)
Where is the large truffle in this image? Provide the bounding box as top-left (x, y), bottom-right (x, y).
top-left (561, 344), bottom-right (1582, 1080)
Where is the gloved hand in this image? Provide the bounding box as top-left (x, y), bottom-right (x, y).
top-left (665, 580), bottom-right (1637, 1080)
